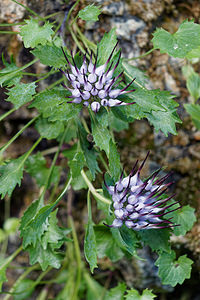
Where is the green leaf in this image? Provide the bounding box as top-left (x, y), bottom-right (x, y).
top-left (13, 279), bottom-right (34, 300)
top-left (26, 239), bottom-right (63, 271)
top-left (91, 116), bottom-right (111, 156)
top-left (84, 274), bottom-right (103, 300)
top-left (31, 43), bottom-right (67, 68)
top-left (155, 251), bottom-right (193, 287)
top-left (109, 111), bottom-right (129, 132)
top-left (184, 103), bottom-right (200, 129)
top-left (30, 88), bottom-right (81, 122)
top-left (97, 28), bottom-right (118, 66)
top-left (78, 122), bottom-right (100, 180)
top-left (186, 46), bottom-right (200, 59)
top-left (68, 151), bottom-right (85, 179)
top-left (35, 117), bottom-right (64, 140)
top-left (84, 220), bottom-right (98, 273)
top-left (111, 225), bottom-right (139, 256)
top-left (123, 61), bottom-right (149, 86)
top-left (5, 82), bottom-right (36, 109)
top-left (152, 20), bottom-right (200, 58)
top-left (125, 288), bottom-right (156, 300)
top-left (105, 283), bottom-right (126, 300)
top-left (169, 205), bottom-right (196, 236)
top-left (186, 72), bottom-right (200, 102)
top-left (20, 202), bottom-right (56, 248)
top-left (0, 155), bottom-right (25, 198)
top-left (41, 209), bottom-right (69, 250)
top-left (0, 58), bottom-right (22, 87)
top-left (138, 229), bottom-right (171, 253)
top-left (109, 140), bottom-right (121, 182)
top-left (25, 152), bottom-right (60, 187)
top-left (94, 225), bottom-right (124, 262)
top-left (146, 110), bottom-right (181, 136)
top-left (0, 264), bottom-right (7, 292)
top-left (20, 18), bottom-right (54, 48)
top-left (78, 4), bottom-right (102, 22)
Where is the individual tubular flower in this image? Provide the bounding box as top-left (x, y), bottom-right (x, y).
top-left (60, 43), bottom-right (136, 113)
top-left (104, 152), bottom-right (180, 230)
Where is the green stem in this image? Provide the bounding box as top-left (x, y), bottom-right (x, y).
top-left (125, 48), bottom-right (155, 61)
top-left (0, 58), bottom-right (38, 84)
top-left (68, 215), bottom-right (82, 300)
top-left (10, 0), bottom-right (44, 21)
top-left (73, 23), bottom-right (96, 52)
top-left (0, 31), bottom-right (18, 34)
top-left (0, 245), bottom-right (22, 274)
top-left (0, 115), bottom-right (39, 157)
top-left (22, 136), bottom-right (43, 163)
top-left (81, 170), bottom-right (111, 205)
top-left (68, 26), bottom-right (85, 54)
top-left (0, 22), bottom-right (25, 26)
top-left (47, 77), bottom-right (63, 90)
top-left (54, 176), bottom-right (72, 207)
top-left (40, 125), bottom-right (69, 201)
top-left (66, 0), bottom-right (81, 24)
top-left (0, 108), bottom-right (16, 122)
top-left (4, 265), bottom-right (38, 300)
top-left (1, 196), bottom-right (11, 256)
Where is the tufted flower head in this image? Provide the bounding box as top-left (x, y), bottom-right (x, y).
top-left (104, 152), bottom-right (180, 230)
top-left (60, 43), bottom-right (136, 113)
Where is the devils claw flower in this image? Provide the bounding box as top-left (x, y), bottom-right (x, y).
top-left (60, 43), bottom-right (135, 113)
top-left (104, 151), bottom-right (180, 230)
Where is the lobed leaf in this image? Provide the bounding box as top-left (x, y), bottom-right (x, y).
top-left (169, 205), bottom-right (196, 236)
top-left (20, 18), bottom-right (54, 48)
top-left (155, 251), bottom-right (193, 287)
top-left (152, 20), bottom-right (200, 58)
top-left (109, 139), bottom-right (121, 182)
top-left (0, 154), bottom-right (26, 198)
top-left (138, 229), bottom-right (171, 253)
top-left (5, 82), bottom-right (36, 109)
top-left (94, 225), bottom-right (124, 262)
top-left (84, 220), bottom-right (98, 273)
top-left (104, 283), bottom-right (126, 300)
top-left (125, 288), bottom-right (156, 300)
top-left (35, 117), bottom-right (64, 140)
top-left (78, 4), bottom-right (102, 22)
top-left (31, 43), bottom-right (67, 68)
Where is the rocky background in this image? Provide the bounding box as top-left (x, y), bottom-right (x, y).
top-left (0, 0), bottom-right (200, 299)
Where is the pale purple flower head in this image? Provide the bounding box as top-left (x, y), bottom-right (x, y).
top-left (60, 43), bottom-right (135, 113)
top-left (104, 152), bottom-right (180, 230)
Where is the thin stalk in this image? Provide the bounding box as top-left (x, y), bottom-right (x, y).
top-left (22, 136), bottom-right (42, 163)
top-left (41, 146), bottom-right (58, 156)
top-left (10, 0), bottom-right (45, 21)
top-left (0, 115), bottom-right (39, 157)
top-left (4, 265), bottom-right (38, 300)
top-left (39, 125), bottom-right (69, 201)
top-left (74, 23), bottom-right (96, 52)
top-left (43, 12), bottom-right (61, 20)
top-left (1, 196), bottom-right (11, 256)
top-left (125, 48), bottom-right (155, 61)
top-left (66, 0), bottom-right (81, 24)
top-left (0, 108), bottom-right (16, 122)
top-left (35, 69), bottom-right (57, 83)
top-left (68, 26), bottom-right (85, 54)
top-left (0, 31), bottom-right (19, 34)
top-left (0, 245), bottom-right (22, 274)
top-left (0, 22), bottom-right (25, 26)
top-left (47, 77), bottom-right (63, 90)
top-left (0, 58), bottom-right (38, 84)
top-left (81, 170), bottom-right (111, 205)
top-left (68, 215), bottom-right (82, 300)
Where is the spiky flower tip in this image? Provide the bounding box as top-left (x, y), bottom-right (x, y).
top-left (104, 152), bottom-right (181, 230)
top-left (60, 42), bottom-right (136, 113)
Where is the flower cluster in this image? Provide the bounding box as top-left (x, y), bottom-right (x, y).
top-left (60, 43), bottom-right (135, 113)
top-left (104, 152), bottom-right (180, 230)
